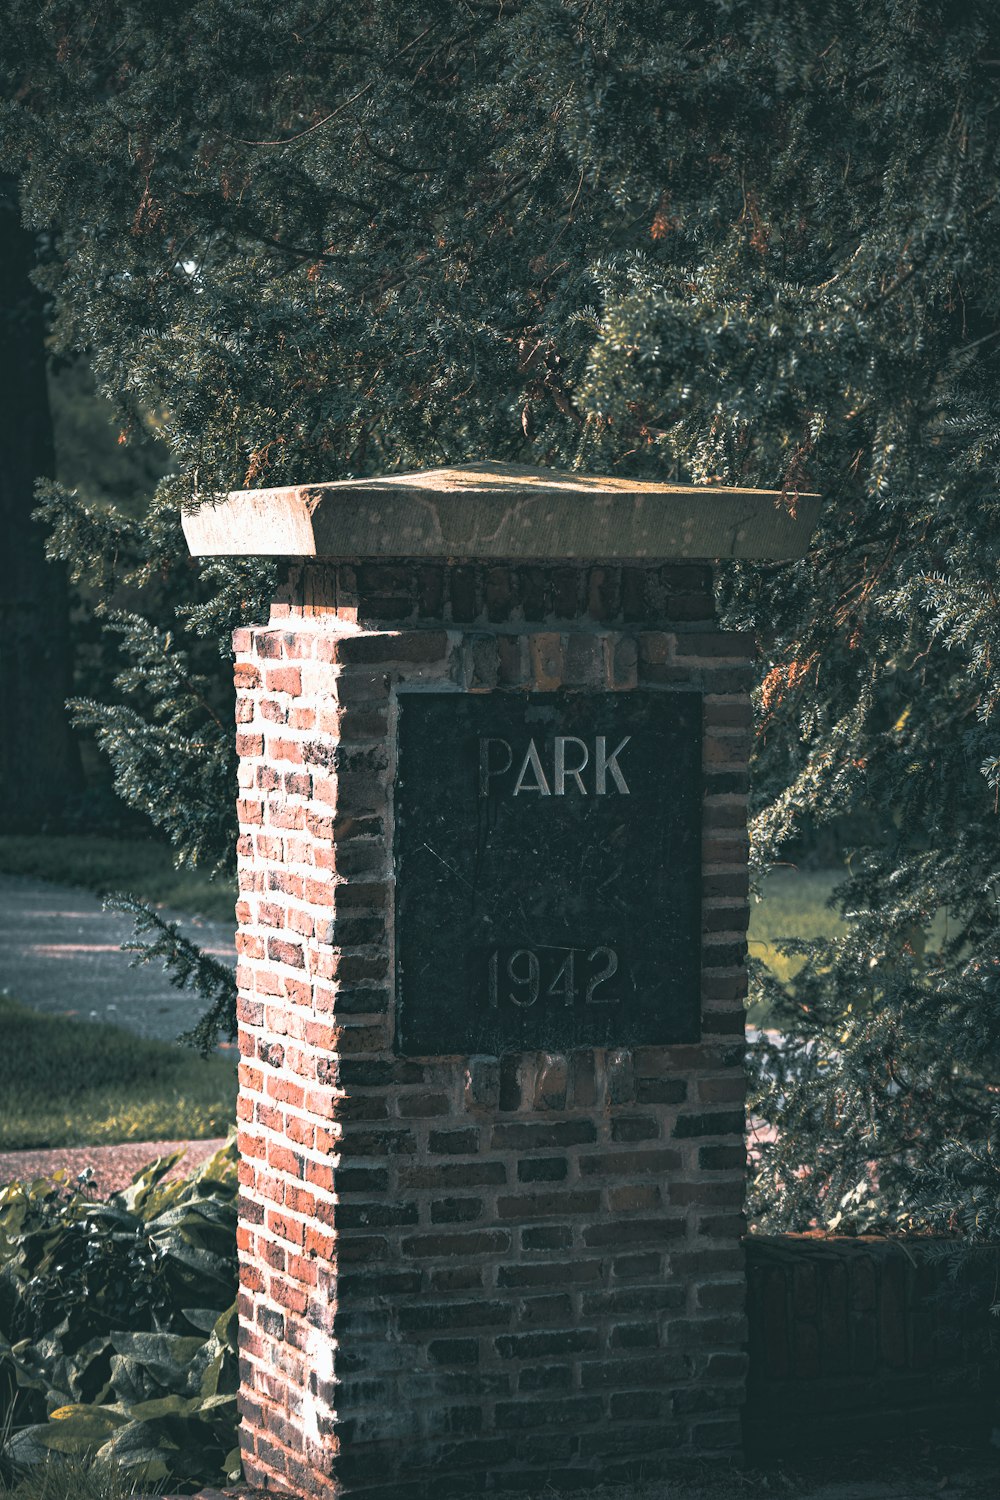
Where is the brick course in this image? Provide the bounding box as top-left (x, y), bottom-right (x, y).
top-left (232, 561), bottom-right (750, 1496)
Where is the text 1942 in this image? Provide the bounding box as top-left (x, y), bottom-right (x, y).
top-left (487, 946), bottom-right (620, 1009)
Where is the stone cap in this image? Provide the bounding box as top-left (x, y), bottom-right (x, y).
top-left (182, 461), bottom-right (819, 563)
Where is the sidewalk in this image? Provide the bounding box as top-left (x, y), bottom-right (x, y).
top-left (0, 1136), bottom-right (229, 1195)
top-left (0, 872), bottom-right (236, 1042)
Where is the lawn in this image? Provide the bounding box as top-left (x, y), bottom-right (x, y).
top-left (748, 865), bottom-right (844, 986)
top-left (0, 994), bottom-right (236, 1150)
top-left (0, 834), bottom-right (237, 922)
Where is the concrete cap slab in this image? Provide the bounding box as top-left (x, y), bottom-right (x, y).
top-left (182, 461), bottom-right (819, 562)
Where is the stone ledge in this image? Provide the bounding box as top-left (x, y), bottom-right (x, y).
top-left (182, 461), bottom-right (819, 562)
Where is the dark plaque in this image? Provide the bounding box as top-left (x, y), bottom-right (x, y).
top-left (394, 690), bottom-right (702, 1055)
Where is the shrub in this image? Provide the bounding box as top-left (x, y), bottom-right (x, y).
top-left (0, 1142), bottom-right (239, 1491)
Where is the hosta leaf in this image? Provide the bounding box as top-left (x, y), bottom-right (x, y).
top-left (213, 1300), bottom-right (238, 1346)
top-left (25, 1404), bottom-right (127, 1455)
top-left (199, 1346), bottom-right (224, 1398)
top-left (127, 1392), bottom-right (204, 1419)
top-left (49, 1403), bottom-right (125, 1427)
top-left (0, 1141), bottom-right (239, 1485)
top-left (110, 1331), bottom-right (204, 1367)
top-left (96, 1430), bottom-right (171, 1481)
top-left (117, 1153), bottom-right (186, 1215)
top-left (181, 1305), bottom-right (222, 1333)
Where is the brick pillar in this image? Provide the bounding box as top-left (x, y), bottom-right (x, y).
top-left (231, 560), bottom-right (752, 1497)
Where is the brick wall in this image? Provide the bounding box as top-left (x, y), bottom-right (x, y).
top-left (745, 1235), bottom-right (1000, 1458)
top-left (231, 561), bottom-right (753, 1497)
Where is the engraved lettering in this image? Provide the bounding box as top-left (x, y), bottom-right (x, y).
top-left (512, 739), bottom-right (551, 796)
top-left (586, 945), bottom-right (619, 1003)
top-left (479, 737), bottom-right (513, 797)
top-left (507, 949), bottom-right (540, 1006)
top-left (554, 736), bottom-right (589, 796)
top-left (595, 735), bottom-right (631, 795)
top-left (487, 946), bottom-right (621, 1009)
top-left (546, 950), bottom-right (576, 1005)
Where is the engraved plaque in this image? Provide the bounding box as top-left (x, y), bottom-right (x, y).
top-left (394, 691), bottom-right (702, 1055)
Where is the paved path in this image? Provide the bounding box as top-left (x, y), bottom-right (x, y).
top-left (0, 873), bottom-right (237, 1042)
top-left (0, 1137), bottom-right (229, 1194)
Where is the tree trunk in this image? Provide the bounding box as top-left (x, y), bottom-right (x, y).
top-left (0, 179), bottom-right (81, 826)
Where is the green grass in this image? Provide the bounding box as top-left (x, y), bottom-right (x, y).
top-left (748, 865), bottom-right (950, 1020)
top-left (0, 1458), bottom-right (151, 1500)
top-left (0, 834), bottom-right (237, 922)
top-left (0, 995), bottom-right (236, 1151)
top-left (748, 866), bottom-right (845, 987)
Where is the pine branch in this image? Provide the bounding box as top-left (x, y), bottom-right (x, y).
top-left (107, 893), bottom-right (237, 1055)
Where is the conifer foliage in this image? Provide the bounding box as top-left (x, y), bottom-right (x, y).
top-left (4, 2), bottom-right (1000, 1232)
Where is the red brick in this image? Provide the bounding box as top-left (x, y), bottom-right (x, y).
top-left (284, 1184), bottom-right (317, 1218)
top-left (264, 666), bottom-right (303, 695)
top-left (304, 877), bottom-right (336, 906)
top-left (237, 995), bottom-right (264, 1025)
top-left (287, 907), bottom-right (314, 938)
top-left (607, 1184), bottom-right (662, 1213)
top-left (304, 1225), bottom-right (336, 1260)
top-left (286, 1252), bottom-right (320, 1287)
top-left (698, 1077), bottom-right (746, 1104)
top-left (304, 1160), bottom-right (335, 1192)
top-left (267, 1076), bottom-right (306, 1108)
top-left (270, 1276), bottom-right (309, 1315)
top-left (269, 737), bottom-right (304, 763)
top-left (268, 937), bottom-right (305, 968)
top-left (253, 969), bottom-right (283, 997)
top-left (266, 1211), bottom-right (305, 1247)
top-left (267, 1143), bottom-right (304, 1178)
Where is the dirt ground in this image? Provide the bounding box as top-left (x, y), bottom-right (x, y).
top-left (0, 1137), bottom-right (227, 1195)
top-left (158, 1451), bottom-right (1000, 1500)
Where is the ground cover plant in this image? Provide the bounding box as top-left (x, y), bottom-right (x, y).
top-left (0, 1144), bottom-right (239, 1492)
top-left (0, 997), bottom-right (235, 1152)
top-left (0, 836), bottom-right (237, 924)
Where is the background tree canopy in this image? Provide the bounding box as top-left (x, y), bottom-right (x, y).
top-left (4, 0), bottom-right (1000, 1235)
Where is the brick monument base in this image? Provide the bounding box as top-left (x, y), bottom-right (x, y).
top-left (184, 465), bottom-right (818, 1497)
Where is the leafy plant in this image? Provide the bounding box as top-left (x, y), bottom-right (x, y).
top-left (0, 1142), bottom-right (240, 1491)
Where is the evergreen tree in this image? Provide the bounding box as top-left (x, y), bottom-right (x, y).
top-left (4, 1), bottom-right (1000, 1232)
top-left (0, 176), bottom-right (81, 824)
